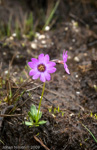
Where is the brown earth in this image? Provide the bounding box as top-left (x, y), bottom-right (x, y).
top-left (0, 0), bottom-right (97, 150)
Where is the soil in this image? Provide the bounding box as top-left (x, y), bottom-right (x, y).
top-left (0, 0), bottom-right (97, 150)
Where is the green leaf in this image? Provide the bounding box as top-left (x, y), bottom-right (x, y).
top-left (30, 104), bottom-right (42, 122)
top-left (29, 116), bottom-right (33, 122)
top-left (24, 121), bottom-right (33, 126)
top-left (28, 111), bottom-right (34, 121)
top-left (38, 111), bottom-right (42, 120)
top-left (30, 104), bottom-right (37, 117)
top-left (38, 120), bottom-right (47, 125)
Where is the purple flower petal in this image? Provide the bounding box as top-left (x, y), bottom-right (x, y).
top-left (44, 54), bottom-right (49, 63)
top-left (63, 50), bottom-right (68, 63)
top-left (48, 67), bottom-right (56, 73)
top-left (40, 73), bottom-right (46, 82)
top-left (63, 50), bottom-right (70, 74)
top-left (64, 63), bottom-right (70, 74)
top-left (28, 62), bottom-right (33, 68)
top-left (28, 58), bottom-right (38, 69)
top-left (33, 73), bottom-right (40, 80)
top-left (29, 70), bottom-right (37, 76)
top-left (38, 53), bottom-right (44, 62)
top-left (31, 58), bottom-right (38, 63)
top-left (47, 61), bottom-right (56, 67)
top-left (44, 72), bottom-right (51, 81)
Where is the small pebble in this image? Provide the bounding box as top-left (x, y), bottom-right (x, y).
top-left (9, 36), bottom-right (14, 40)
top-left (70, 113), bottom-right (74, 116)
top-left (68, 56), bottom-right (71, 59)
top-left (65, 27), bottom-right (68, 31)
top-left (75, 74), bottom-right (78, 78)
top-left (38, 34), bottom-right (45, 40)
top-left (22, 34), bottom-right (26, 38)
top-left (62, 75), bottom-right (65, 78)
top-left (12, 33), bottom-right (16, 37)
top-left (72, 39), bottom-right (76, 42)
top-left (35, 32), bottom-right (40, 37)
top-left (5, 70), bottom-right (8, 74)
top-left (45, 26), bottom-right (50, 31)
top-left (31, 42), bottom-right (37, 49)
top-left (3, 52), bottom-right (6, 55)
top-left (84, 53), bottom-right (87, 56)
top-left (41, 40), bottom-right (46, 44)
top-left (76, 91), bottom-right (80, 95)
top-left (16, 55), bottom-right (19, 58)
top-left (74, 56), bottom-right (80, 62)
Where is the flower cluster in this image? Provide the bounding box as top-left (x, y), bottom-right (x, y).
top-left (26, 50), bottom-right (70, 127)
top-left (28, 50), bottom-right (70, 82)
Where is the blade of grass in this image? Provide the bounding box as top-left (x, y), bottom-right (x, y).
top-left (0, 139), bottom-right (4, 145)
top-left (82, 123), bottom-right (97, 143)
top-left (7, 15), bottom-right (12, 37)
top-left (10, 90), bottom-right (25, 113)
top-left (15, 21), bottom-right (21, 40)
top-left (42, 0), bottom-right (60, 31)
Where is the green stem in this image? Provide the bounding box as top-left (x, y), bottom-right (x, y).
top-left (36, 82), bottom-right (45, 123)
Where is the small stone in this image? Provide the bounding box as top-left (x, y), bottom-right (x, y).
top-left (12, 33), bottom-right (16, 37)
top-left (5, 70), bottom-right (8, 74)
top-left (22, 34), bottom-right (26, 38)
top-left (16, 55), bottom-right (19, 58)
top-left (72, 39), bottom-right (76, 42)
top-left (41, 40), bottom-right (46, 44)
top-left (75, 74), bottom-right (78, 78)
top-left (45, 26), bottom-right (50, 31)
top-left (35, 32), bottom-right (40, 37)
top-left (70, 113), bottom-right (74, 116)
top-left (31, 42), bottom-right (37, 49)
top-left (9, 36), bottom-right (14, 40)
top-left (65, 27), bottom-right (68, 31)
top-left (74, 56), bottom-right (80, 62)
top-left (76, 91), bottom-right (80, 95)
top-left (62, 75), bottom-right (65, 78)
top-left (3, 52), bottom-right (6, 55)
top-left (84, 53), bottom-right (87, 56)
top-left (68, 56), bottom-right (71, 59)
top-left (38, 34), bottom-right (45, 40)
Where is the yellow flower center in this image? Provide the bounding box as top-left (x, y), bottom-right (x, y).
top-left (38, 64), bottom-right (46, 72)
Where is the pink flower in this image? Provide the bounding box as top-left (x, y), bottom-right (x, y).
top-left (28, 54), bottom-right (56, 82)
top-left (63, 50), bottom-right (70, 74)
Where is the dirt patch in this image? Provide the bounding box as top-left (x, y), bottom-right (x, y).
top-left (0, 0), bottom-right (97, 150)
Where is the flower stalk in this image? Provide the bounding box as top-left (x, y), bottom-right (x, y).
top-left (25, 51), bottom-right (70, 127)
top-left (36, 82), bottom-right (45, 123)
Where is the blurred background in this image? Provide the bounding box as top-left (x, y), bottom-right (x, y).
top-left (0, 0), bottom-right (97, 40)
